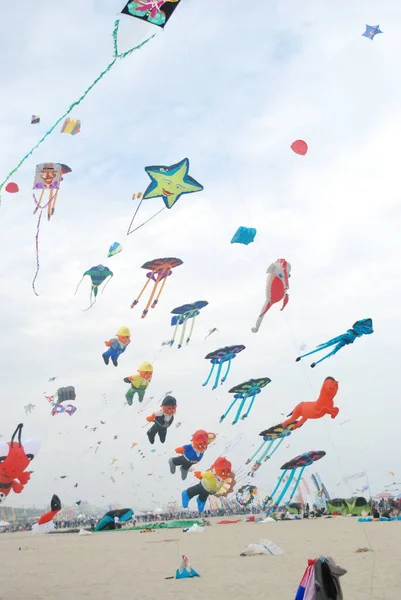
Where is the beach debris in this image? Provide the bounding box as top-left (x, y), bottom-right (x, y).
top-left (354, 547), bottom-right (371, 553)
top-left (240, 539), bottom-right (284, 557)
top-left (183, 523), bottom-right (204, 534)
top-left (79, 529), bottom-right (92, 536)
top-left (175, 555), bottom-right (200, 579)
top-left (32, 494), bottom-right (61, 535)
top-left (295, 557), bottom-right (347, 599)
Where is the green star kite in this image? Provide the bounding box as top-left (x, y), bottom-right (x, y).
top-left (143, 158), bottom-right (203, 209)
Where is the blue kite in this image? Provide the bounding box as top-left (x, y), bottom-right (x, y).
top-left (107, 242), bottom-right (122, 257)
top-left (362, 25), bottom-right (382, 40)
top-left (296, 318), bottom-right (373, 368)
top-left (231, 226), bottom-right (257, 245)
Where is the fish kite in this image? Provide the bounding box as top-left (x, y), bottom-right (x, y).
top-left (252, 258), bottom-right (291, 333)
top-left (295, 319), bottom-right (373, 367)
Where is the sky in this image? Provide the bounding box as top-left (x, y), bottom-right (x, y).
top-left (0, 0), bottom-right (400, 512)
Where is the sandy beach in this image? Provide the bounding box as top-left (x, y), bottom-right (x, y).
top-left (0, 517), bottom-right (398, 600)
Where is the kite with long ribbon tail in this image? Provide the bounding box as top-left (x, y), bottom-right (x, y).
top-left (295, 319), bottom-right (373, 367)
top-left (0, 2), bottom-right (184, 201)
top-left (32, 163), bottom-right (71, 295)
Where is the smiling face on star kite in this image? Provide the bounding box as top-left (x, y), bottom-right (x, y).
top-left (143, 158), bottom-right (203, 209)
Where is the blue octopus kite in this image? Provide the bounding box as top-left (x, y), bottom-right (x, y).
top-left (296, 318), bottom-right (373, 368)
top-left (220, 377), bottom-right (271, 425)
top-left (202, 345), bottom-right (245, 390)
top-left (169, 301), bottom-right (208, 348)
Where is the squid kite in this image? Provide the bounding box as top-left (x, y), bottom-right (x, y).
top-left (203, 345), bottom-right (246, 390)
top-left (130, 257), bottom-right (183, 318)
top-left (169, 301), bottom-right (208, 348)
top-left (220, 377), bottom-right (271, 425)
top-left (281, 377), bottom-right (339, 430)
top-left (32, 163), bottom-right (71, 295)
top-left (252, 258), bottom-right (291, 333)
top-left (296, 319), bottom-right (373, 367)
top-left (127, 158), bottom-right (203, 235)
top-left (75, 265), bottom-right (113, 311)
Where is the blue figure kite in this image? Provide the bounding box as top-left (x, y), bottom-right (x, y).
top-left (203, 345), bottom-right (246, 390)
top-left (170, 301), bottom-right (208, 348)
top-left (296, 318), bottom-right (373, 368)
top-left (220, 377), bottom-right (271, 425)
top-left (231, 226), bottom-right (257, 245)
top-left (362, 25), bottom-right (382, 40)
top-left (107, 242), bottom-right (122, 257)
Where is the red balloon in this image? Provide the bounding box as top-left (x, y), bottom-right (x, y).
top-left (5, 182), bottom-right (19, 193)
top-left (291, 140), bottom-right (308, 156)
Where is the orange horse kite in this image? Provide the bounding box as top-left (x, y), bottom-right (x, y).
top-left (281, 377), bottom-right (339, 430)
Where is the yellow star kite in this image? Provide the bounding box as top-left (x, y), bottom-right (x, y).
top-left (143, 158), bottom-right (203, 209)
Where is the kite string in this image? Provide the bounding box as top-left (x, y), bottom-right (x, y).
top-left (0, 23), bottom-right (156, 200)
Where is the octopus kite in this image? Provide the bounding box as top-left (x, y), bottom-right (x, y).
top-left (252, 258), bottom-right (291, 333)
top-left (220, 377), bottom-right (271, 425)
top-left (131, 258), bottom-right (183, 318)
top-left (281, 377), bottom-right (339, 431)
top-left (202, 345), bottom-right (246, 390)
top-left (267, 451), bottom-right (326, 507)
top-left (296, 319), bottom-right (373, 367)
top-left (169, 301), bottom-right (208, 348)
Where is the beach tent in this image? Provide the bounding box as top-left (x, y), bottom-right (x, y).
top-left (95, 508), bottom-right (133, 531)
top-left (326, 498), bottom-right (349, 515)
top-left (345, 496), bottom-right (370, 516)
top-left (288, 502), bottom-right (302, 515)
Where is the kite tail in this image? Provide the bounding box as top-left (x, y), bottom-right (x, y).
top-left (247, 440), bottom-right (269, 464)
top-left (270, 470), bottom-right (287, 499)
top-left (186, 316), bottom-right (196, 346)
top-left (266, 436), bottom-right (285, 460)
top-left (295, 345), bottom-right (325, 362)
top-left (100, 275), bottom-right (113, 295)
top-left (310, 347), bottom-right (342, 368)
top-left (32, 210), bottom-right (43, 296)
top-left (220, 396), bottom-right (239, 423)
top-left (275, 468), bottom-right (296, 505)
top-left (202, 362), bottom-right (216, 387)
top-left (220, 358), bottom-right (232, 384)
top-left (82, 289), bottom-right (96, 312)
top-left (74, 276), bottom-right (85, 296)
top-left (0, 25), bottom-right (156, 202)
top-left (288, 465), bottom-right (306, 503)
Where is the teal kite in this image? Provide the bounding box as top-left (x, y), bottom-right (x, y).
top-left (74, 265), bottom-right (113, 311)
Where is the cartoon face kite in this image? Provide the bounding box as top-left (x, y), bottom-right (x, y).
top-left (32, 163), bottom-right (72, 295)
top-left (127, 159), bottom-right (203, 234)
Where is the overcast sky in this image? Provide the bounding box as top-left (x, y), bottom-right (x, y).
top-left (0, 0), bottom-right (400, 511)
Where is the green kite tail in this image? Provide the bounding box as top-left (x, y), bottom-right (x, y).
top-left (0, 20), bottom-right (156, 203)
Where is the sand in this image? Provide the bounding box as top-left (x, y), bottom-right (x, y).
top-left (0, 517), bottom-right (399, 599)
